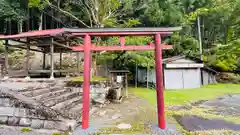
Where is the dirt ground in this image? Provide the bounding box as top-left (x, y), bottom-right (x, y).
top-left (0, 80), bottom-right (240, 135)
top-left (81, 94), bottom-right (240, 135)
top-left (74, 93), bottom-right (180, 135)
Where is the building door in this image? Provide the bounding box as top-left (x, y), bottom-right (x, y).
top-left (164, 69), bottom-right (184, 89)
top-left (183, 68), bottom-right (201, 89)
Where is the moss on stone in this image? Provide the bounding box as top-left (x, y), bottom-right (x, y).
top-left (21, 127), bottom-right (32, 133)
top-left (71, 76), bottom-right (108, 82)
top-left (66, 76), bottom-right (108, 86)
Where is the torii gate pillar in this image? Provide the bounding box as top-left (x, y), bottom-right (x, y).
top-left (82, 34), bottom-right (91, 129)
top-left (154, 33), bottom-right (166, 129)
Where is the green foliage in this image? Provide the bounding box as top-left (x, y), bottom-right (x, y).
top-left (169, 34), bottom-right (199, 56)
top-left (28, 0), bottom-right (46, 9)
top-left (2, 0), bottom-right (240, 73)
top-left (0, 0), bottom-right (27, 20)
top-left (98, 36), bottom-right (154, 69)
top-left (204, 40), bottom-right (240, 71)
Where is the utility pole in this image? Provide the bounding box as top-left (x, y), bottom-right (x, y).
top-left (197, 16), bottom-right (203, 60)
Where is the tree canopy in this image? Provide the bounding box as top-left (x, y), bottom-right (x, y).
top-left (1, 0), bottom-right (240, 72)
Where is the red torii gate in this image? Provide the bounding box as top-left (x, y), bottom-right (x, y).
top-left (0, 27), bottom-right (182, 130)
top-left (71, 27), bottom-right (182, 129)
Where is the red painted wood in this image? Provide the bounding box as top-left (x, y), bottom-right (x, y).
top-left (71, 32), bottom-right (173, 36)
top-left (72, 45), bottom-right (172, 51)
top-left (82, 34), bottom-right (91, 129)
top-left (154, 33), bottom-right (166, 129)
top-left (0, 28), bottom-right (65, 39)
top-left (120, 36), bottom-right (125, 47)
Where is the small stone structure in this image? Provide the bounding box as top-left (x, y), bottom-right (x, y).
top-left (0, 78), bottom-right (111, 132)
top-left (107, 70), bottom-right (129, 103)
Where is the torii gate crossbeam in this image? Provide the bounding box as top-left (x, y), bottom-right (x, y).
top-left (72, 27), bottom-right (182, 130)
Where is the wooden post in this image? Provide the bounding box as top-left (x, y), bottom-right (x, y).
top-left (125, 73), bottom-right (128, 98)
top-left (154, 33), bottom-right (166, 129)
top-left (43, 53), bottom-right (46, 69)
top-left (82, 34), bottom-right (91, 129)
top-left (4, 40), bottom-right (9, 79)
top-left (25, 39), bottom-right (30, 79)
top-left (50, 38), bottom-right (54, 79)
top-left (76, 52), bottom-right (80, 74)
top-left (60, 50), bottom-right (62, 76)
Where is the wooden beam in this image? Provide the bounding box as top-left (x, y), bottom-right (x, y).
top-left (53, 41), bottom-right (72, 49)
top-left (6, 44), bottom-right (44, 52)
top-left (28, 69), bottom-right (81, 73)
top-left (11, 39), bottom-right (27, 44)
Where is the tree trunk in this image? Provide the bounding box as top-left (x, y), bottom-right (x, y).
top-left (39, 12), bottom-right (43, 30)
top-left (18, 20), bottom-right (23, 33)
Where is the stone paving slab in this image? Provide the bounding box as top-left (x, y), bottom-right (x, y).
top-left (200, 94), bottom-right (240, 116)
top-left (176, 115), bottom-right (240, 131)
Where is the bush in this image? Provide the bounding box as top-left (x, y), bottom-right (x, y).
top-left (216, 72), bottom-right (240, 84)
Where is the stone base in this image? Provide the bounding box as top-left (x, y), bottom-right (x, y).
top-left (49, 76), bottom-right (55, 80)
top-left (73, 126), bottom-right (99, 135)
top-left (3, 76), bottom-right (9, 80)
top-left (152, 124), bottom-right (179, 135)
top-left (24, 76), bottom-right (31, 80)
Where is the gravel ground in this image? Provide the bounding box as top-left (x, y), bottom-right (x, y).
top-left (200, 94), bottom-right (240, 116)
top-left (176, 115), bottom-right (240, 131)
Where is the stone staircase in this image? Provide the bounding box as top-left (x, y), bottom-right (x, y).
top-left (0, 80), bottom-right (92, 132)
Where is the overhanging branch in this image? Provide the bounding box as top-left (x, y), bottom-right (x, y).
top-left (45, 0), bottom-right (90, 28)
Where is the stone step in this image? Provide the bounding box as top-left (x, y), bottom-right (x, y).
top-left (33, 88), bottom-right (73, 101)
top-left (22, 86), bottom-right (63, 97)
top-left (68, 104), bottom-right (83, 119)
top-left (51, 96), bottom-right (82, 111)
top-left (17, 83), bottom-right (54, 92)
top-left (0, 87), bottom-right (70, 120)
top-left (41, 89), bottom-right (82, 107)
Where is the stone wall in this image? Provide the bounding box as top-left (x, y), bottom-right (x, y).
top-left (0, 96), bottom-right (72, 131)
top-left (68, 81), bottom-right (110, 105)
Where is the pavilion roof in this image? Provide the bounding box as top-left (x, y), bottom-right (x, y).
top-left (0, 27), bottom-right (182, 39)
top-left (0, 28), bottom-right (65, 39)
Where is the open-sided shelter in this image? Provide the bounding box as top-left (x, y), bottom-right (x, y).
top-left (0, 27), bottom-right (182, 130)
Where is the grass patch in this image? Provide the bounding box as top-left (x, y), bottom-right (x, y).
top-left (129, 84), bottom-right (240, 106)
top-left (129, 84), bottom-right (240, 134)
top-left (21, 127), bottom-right (32, 133)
